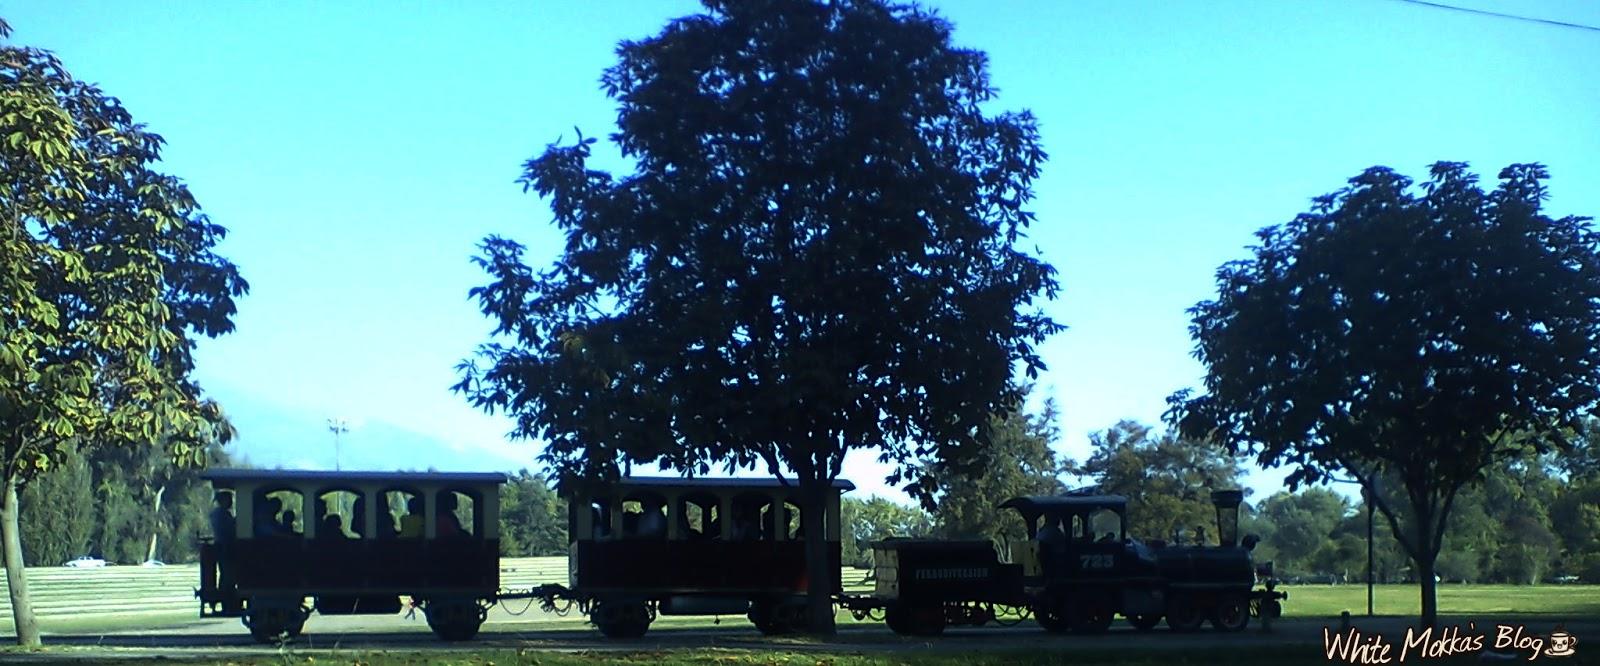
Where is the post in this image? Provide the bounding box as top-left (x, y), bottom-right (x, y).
top-left (1366, 488), bottom-right (1375, 618)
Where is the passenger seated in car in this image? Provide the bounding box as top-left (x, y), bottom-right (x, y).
top-left (731, 505), bottom-right (761, 540)
top-left (253, 497), bottom-right (283, 538)
top-left (437, 493), bottom-right (466, 538)
top-left (279, 509), bottom-right (299, 536)
top-left (399, 497), bottom-right (424, 538)
top-left (637, 498), bottom-right (667, 538)
top-left (1036, 516), bottom-right (1066, 549)
top-left (1098, 531), bottom-right (1117, 543)
top-left (316, 498), bottom-right (348, 539)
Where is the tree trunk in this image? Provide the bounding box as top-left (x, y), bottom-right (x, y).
top-left (800, 479), bottom-right (835, 635)
top-left (2, 475), bottom-right (41, 646)
top-left (146, 485), bottom-right (166, 563)
top-left (1417, 555), bottom-right (1438, 628)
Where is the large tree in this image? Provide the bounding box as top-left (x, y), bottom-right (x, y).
top-left (457, 0), bottom-right (1058, 633)
top-left (0, 19), bottom-right (246, 644)
top-left (1169, 163), bottom-right (1600, 625)
top-left (931, 387), bottom-right (1065, 546)
top-left (1069, 420), bottom-right (1246, 542)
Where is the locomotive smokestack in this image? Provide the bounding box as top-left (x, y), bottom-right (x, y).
top-left (1210, 490), bottom-right (1243, 548)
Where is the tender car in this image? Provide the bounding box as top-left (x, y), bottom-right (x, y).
top-left (64, 556), bottom-right (107, 568)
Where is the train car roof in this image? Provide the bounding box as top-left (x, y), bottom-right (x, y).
top-left (577, 476), bottom-right (856, 491)
top-left (202, 468), bottom-right (508, 486)
top-left (998, 495), bottom-right (1128, 512)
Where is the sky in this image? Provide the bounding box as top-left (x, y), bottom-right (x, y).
top-left (5, 0), bottom-right (1597, 503)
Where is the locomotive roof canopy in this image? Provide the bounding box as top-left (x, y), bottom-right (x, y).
top-left (202, 468), bottom-right (508, 488)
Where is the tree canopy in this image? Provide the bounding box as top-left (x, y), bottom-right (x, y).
top-left (1068, 420), bottom-right (1246, 543)
top-left (0, 18), bottom-right (247, 645)
top-left (931, 387), bottom-right (1065, 545)
top-left (1169, 162), bottom-right (1600, 625)
top-left (456, 0), bottom-right (1059, 632)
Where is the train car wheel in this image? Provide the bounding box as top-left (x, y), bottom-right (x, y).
top-left (1164, 594), bottom-right (1205, 632)
top-left (425, 599), bottom-right (485, 641)
top-left (749, 600), bottom-right (798, 635)
top-left (884, 603), bottom-right (944, 636)
top-left (1209, 594), bottom-right (1250, 632)
top-left (1126, 614), bottom-right (1162, 631)
top-left (593, 601), bottom-right (651, 639)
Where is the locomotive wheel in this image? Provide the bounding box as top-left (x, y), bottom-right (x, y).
top-left (1164, 594), bottom-right (1205, 632)
top-left (1209, 594), bottom-right (1250, 632)
top-left (1033, 605), bottom-right (1069, 634)
top-left (1126, 614), bottom-right (1162, 631)
top-left (1068, 599), bottom-right (1114, 635)
top-left (593, 601), bottom-right (652, 639)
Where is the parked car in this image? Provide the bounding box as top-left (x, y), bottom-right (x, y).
top-left (64, 556), bottom-right (107, 568)
top-left (141, 559), bottom-right (166, 567)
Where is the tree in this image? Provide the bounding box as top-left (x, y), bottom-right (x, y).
top-left (16, 444), bottom-right (92, 566)
top-left (1257, 488), bottom-right (1348, 577)
top-left (840, 496), bottom-right (933, 568)
top-left (456, 0), bottom-right (1058, 633)
top-left (0, 20), bottom-right (246, 644)
top-left (1069, 420), bottom-right (1246, 542)
top-left (931, 387), bottom-right (1064, 546)
top-left (1169, 163), bottom-right (1600, 625)
top-left (499, 470), bottom-right (567, 556)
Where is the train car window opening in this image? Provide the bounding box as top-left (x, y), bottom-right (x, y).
top-left (315, 489), bottom-right (361, 539)
top-left (731, 494), bottom-right (768, 540)
top-left (1088, 508), bottom-right (1121, 543)
top-left (389, 488), bottom-right (424, 538)
top-left (253, 488), bottom-right (304, 538)
top-left (589, 499), bottom-right (613, 540)
top-left (438, 488), bottom-right (478, 538)
top-left (677, 494), bottom-right (718, 540)
top-left (620, 493), bottom-right (667, 539)
top-left (783, 502), bottom-right (802, 539)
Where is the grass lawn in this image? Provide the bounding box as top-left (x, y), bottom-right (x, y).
top-left (0, 646), bottom-right (1367, 666)
top-left (1275, 583), bottom-right (1600, 617)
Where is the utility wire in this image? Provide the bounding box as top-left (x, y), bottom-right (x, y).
top-left (1388, 0), bottom-right (1600, 33)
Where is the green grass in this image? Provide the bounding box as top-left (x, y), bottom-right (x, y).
top-left (1276, 584), bottom-right (1600, 617)
top-left (9, 584), bottom-right (1595, 639)
top-left (0, 646), bottom-right (1368, 666)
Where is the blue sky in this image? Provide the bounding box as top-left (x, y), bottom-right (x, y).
top-left (7, 1), bottom-right (1597, 502)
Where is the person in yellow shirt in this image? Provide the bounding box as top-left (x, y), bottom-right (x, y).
top-left (398, 496), bottom-right (424, 538)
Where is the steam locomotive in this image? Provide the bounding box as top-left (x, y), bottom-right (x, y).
top-left (839, 490), bottom-right (1285, 635)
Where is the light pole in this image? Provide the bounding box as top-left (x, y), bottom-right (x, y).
top-left (327, 418), bottom-right (349, 471)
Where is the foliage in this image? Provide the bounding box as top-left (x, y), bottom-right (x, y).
top-left (1068, 420), bottom-right (1246, 542)
top-left (930, 386), bottom-right (1064, 545)
top-left (499, 469), bottom-right (568, 556)
top-left (455, 0), bottom-right (1060, 632)
top-left (1256, 488), bottom-right (1349, 575)
top-left (1169, 162), bottom-right (1600, 624)
top-left (15, 444), bottom-right (93, 565)
top-left (0, 17), bottom-right (246, 644)
top-left (11, 442), bottom-right (234, 566)
top-left (840, 496), bottom-right (933, 568)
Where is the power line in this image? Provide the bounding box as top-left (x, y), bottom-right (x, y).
top-left (1388, 0), bottom-right (1600, 33)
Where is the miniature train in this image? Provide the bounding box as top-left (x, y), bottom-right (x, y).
top-left (196, 469), bottom-right (1282, 642)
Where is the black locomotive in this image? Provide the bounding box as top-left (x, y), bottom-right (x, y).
top-left (842, 489), bottom-right (1285, 635)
